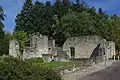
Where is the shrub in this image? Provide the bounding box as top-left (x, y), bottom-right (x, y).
top-left (27, 67), bottom-right (62, 80)
top-left (0, 56), bottom-right (62, 80)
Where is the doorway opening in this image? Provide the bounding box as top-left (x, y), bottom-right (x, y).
top-left (70, 47), bottom-right (75, 58)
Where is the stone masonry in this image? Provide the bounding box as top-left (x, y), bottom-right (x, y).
top-left (9, 35), bottom-right (116, 62)
top-left (9, 39), bottom-right (20, 58)
top-left (23, 34), bottom-right (49, 60)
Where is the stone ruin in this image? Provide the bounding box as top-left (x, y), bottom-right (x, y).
top-left (106, 41), bottom-right (115, 60)
top-left (9, 39), bottom-right (20, 58)
top-left (62, 36), bottom-right (116, 61)
top-left (9, 35), bottom-right (116, 62)
top-left (9, 34), bottom-right (63, 62)
top-left (23, 34), bottom-right (49, 59)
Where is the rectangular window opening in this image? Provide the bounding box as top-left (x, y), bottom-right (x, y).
top-left (70, 47), bottom-right (75, 58)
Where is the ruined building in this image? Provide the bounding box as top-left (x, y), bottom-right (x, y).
top-left (63, 36), bottom-right (115, 61)
top-left (9, 35), bottom-right (115, 62)
top-left (9, 39), bottom-right (20, 58)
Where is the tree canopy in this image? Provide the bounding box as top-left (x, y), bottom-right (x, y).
top-left (14, 0), bottom-right (120, 49)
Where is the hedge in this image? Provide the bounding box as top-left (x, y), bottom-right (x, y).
top-left (0, 56), bottom-right (62, 80)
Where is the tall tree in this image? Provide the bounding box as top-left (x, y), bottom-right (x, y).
top-left (45, 1), bottom-right (51, 7)
top-left (15, 0), bottom-right (55, 37)
top-left (0, 6), bottom-right (5, 55)
top-left (54, 0), bottom-right (69, 19)
top-left (61, 10), bottom-right (96, 37)
top-left (98, 8), bottom-right (104, 14)
top-left (0, 6), bottom-right (4, 40)
top-left (1, 32), bottom-right (13, 55)
top-left (76, 0), bottom-right (80, 5)
top-left (15, 0), bottom-right (33, 33)
top-left (71, 0), bottom-right (86, 13)
top-left (28, 1), bottom-right (55, 37)
top-left (62, 0), bottom-right (69, 5)
top-left (105, 15), bottom-right (120, 49)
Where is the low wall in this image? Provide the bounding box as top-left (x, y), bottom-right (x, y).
top-left (57, 56), bottom-right (104, 75)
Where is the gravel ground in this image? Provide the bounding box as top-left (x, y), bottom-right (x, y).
top-left (63, 60), bottom-right (116, 80)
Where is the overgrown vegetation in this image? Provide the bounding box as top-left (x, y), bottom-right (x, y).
top-left (0, 56), bottom-right (62, 80)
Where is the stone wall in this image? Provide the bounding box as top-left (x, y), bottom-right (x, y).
top-left (56, 58), bottom-right (94, 75)
top-left (9, 35), bottom-right (115, 62)
top-left (57, 56), bottom-right (104, 75)
top-left (106, 41), bottom-right (115, 60)
top-left (48, 38), bottom-right (57, 55)
top-left (23, 34), bottom-right (49, 60)
top-left (9, 40), bottom-right (20, 58)
top-left (63, 36), bottom-right (105, 58)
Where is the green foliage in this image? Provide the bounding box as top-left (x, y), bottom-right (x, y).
top-left (14, 0), bottom-right (120, 49)
top-left (0, 6), bottom-right (4, 39)
top-left (15, 0), bottom-right (33, 33)
top-left (25, 58), bottom-right (44, 63)
top-left (107, 16), bottom-right (120, 49)
top-left (0, 56), bottom-right (62, 80)
top-left (0, 32), bottom-right (13, 55)
top-left (60, 10), bottom-right (97, 37)
top-left (53, 0), bottom-right (69, 19)
top-left (28, 67), bottom-right (62, 80)
top-left (13, 31), bottom-right (28, 54)
top-left (0, 56), bottom-right (30, 80)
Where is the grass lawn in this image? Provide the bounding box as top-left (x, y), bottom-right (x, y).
top-left (32, 61), bottom-right (74, 69)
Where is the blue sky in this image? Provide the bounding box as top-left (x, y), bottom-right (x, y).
top-left (0, 0), bottom-right (120, 32)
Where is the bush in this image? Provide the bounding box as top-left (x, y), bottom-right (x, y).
top-left (28, 67), bottom-right (62, 80)
top-left (0, 56), bottom-right (62, 80)
top-left (25, 57), bottom-right (44, 63)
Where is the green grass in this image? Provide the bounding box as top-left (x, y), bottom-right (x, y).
top-left (32, 61), bottom-right (74, 69)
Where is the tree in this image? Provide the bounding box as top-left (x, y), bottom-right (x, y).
top-left (62, 0), bottom-right (70, 6)
top-left (98, 8), bottom-right (104, 14)
top-left (14, 0), bottom-right (120, 48)
top-left (15, 0), bottom-right (33, 33)
top-left (27, 1), bottom-right (46, 34)
top-left (71, 0), bottom-right (87, 13)
top-left (106, 16), bottom-right (120, 49)
top-left (60, 10), bottom-right (79, 37)
top-left (76, 0), bottom-right (80, 5)
top-left (0, 32), bottom-right (13, 55)
top-left (15, 0), bottom-right (55, 37)
top-left (61, 10), bottom-right (96, 37)
top-left (0, 6), bottom-right (5, 55)
top-left (13, 32), bottom-right (28, 55)
top-left (0, 6), bottom-right (4, 41)
top-left (95, 8), bottom-right (109, 37)
top-left (45, 1), bottom-right (51, 7)
top-left (53, 0), bottom-right (69, 19)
